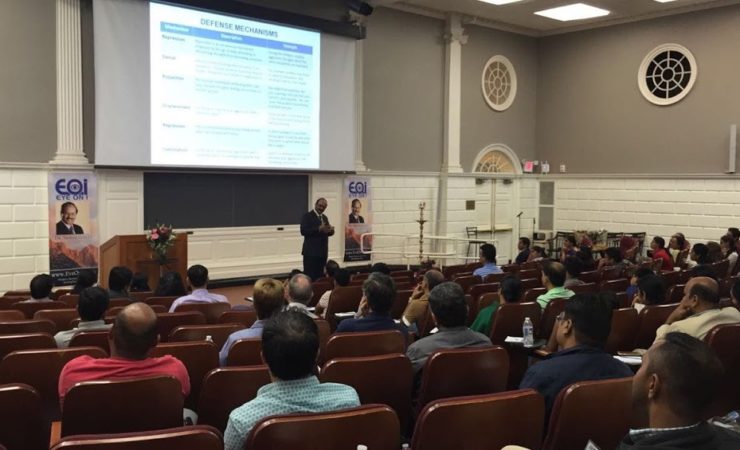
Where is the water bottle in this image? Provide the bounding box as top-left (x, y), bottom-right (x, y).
top-left (205, 335), bottom-right (214, 344)
top-left (357, 446), bottom-right (368, 450)
top-left (522, 317), bottom-right (534, 347)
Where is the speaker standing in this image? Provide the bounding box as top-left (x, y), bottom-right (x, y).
top-left (301, 198), bottom-right (334, 281)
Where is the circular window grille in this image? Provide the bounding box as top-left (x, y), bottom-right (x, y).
top-left (638, 44), bottom-right (697, 106)
top-left (481, 55), bottom-right (517, 111)
top-left (474, 150), bottom-right (516, 173)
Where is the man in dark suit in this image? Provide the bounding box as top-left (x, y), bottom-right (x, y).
top-left (56, 202), bottom-right (84, 235)
top-left (301, 198), bottom-right (334, 281)
top-left (348, 199), bottom-right (364, 224)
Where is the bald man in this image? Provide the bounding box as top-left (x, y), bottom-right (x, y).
top-left (58, 303), bottom-right (190, 404)
top-left (653, 276), bottom-right (740, 344)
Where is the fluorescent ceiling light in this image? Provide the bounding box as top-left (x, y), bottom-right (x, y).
top-left (654, 0), bottom-right (678, 3)
top-left (478, 0), bottom-right (524, 4)
top-left (535, 3), bottom-right (610, 21)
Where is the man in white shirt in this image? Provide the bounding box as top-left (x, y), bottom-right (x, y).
top-left (169, 264), bottom-right (229, 312)
top-left (20, 274), bottom-right (54, 303)
top-left (55, 287), bottom-right (112, 348)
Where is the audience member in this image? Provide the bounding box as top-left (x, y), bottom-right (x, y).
top-left (324, 259), bottom-right (339, 279)
top-left (720, 234), bottom-right (738, 277)
top-left (224, 311), bottom-right (359, 450)
top-left (58, 302), bottom-right (190, 404)
top-left (560, 235), bottom-right (577, 262)
top-left (21, 274), bottom-right (54, 303)
top-left (576, 246), bottom-right (598, 271)
top-left (653, 277), bottom-right (740, 344)
top-left (336, 273), bottom-right (408, 335)
top-left (473, 243), bottom-right (502, 278)
top-left (402, 269), bottom-right (445, 332)
top-left (219, 278), bottom-right (286, 366)
top-left (707, 241), bottom-right (723, 264)
top-left (727, 227), bottom-right (740, 254)
top-left (153, 271), bottom-right (187, 297)
top-left (470, 276), bottom-right (523, 336)
top-left (284, 273), bottom-right (317, 318)
top-left (563, 256), bottom-right (585, 288)
top-left (520, 293), bottom-right (633, 418)
top-left (668, 233), bottom-right (690, 267)
top-left (107, 266), bottom-right (133, 301)
top-left (515, 237), bottom-right (531, 264)
top-left (406, 282), bottom-right (492, 373)
top-left (527, 245), bottom-right (546, 262)
top-left (370, 262), bottom-right (391, 275)
top-left (650, 237), bottom-right (674, 271)
top-left (626, 267), bottom-right (655, 302)
top-left (55, 287), bottom-right (112, 348)
top-left (315, 268), bottom-right (350, 318)
top-left (536, 261), bottom-right (575, 309)
top-left (168, 264), bottom-right (229, 312)
top-left (621, 332), bottom-right (740, 449)
top-left (686, 243), bottom-right (710, 269)
top-left (600, 247), bottom-right (631, 274)
top-left (129, 272), bottom-right (150, 292)
top-left (620, 235), bottom-right (639, 262)
top-left (70, 269), bottom-right (96, 294)
top-left (632, 274), bottom-right (666, 313)
top-left (689, 264), bottom-right (718, 281)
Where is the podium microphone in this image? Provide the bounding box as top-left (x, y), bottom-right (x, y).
top-left (516, 211), bottom-right (523, 218)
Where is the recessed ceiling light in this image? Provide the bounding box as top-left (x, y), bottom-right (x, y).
top-left (478, 0), bottom-right (524, 5)
top-left (535, 3), bottom-right (610, 21)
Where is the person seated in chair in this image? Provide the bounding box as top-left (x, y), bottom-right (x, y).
top-left (650, 237), bottom-right (674, 271)
top-left (559, 236), bottom-right (577, 262)
top-left (621, 332), bottom-right (740, 449)
top-left (55, 287), bottom-right (112, 348)
top-left (527, 245), bottom-right (546, 263)
top-left (224, 311), bottom-right (360, 450)
top-left (631, 274), bottom-right (666, 313)
top-left (284, 273), bottom-right (317, 318)
top-left (315, 268), bottom-right (351, 318)
top-left (563, 256), bottom-right (585, 289)
top-left (536, 261), bottom-right (575, 309)
top-left (20, 274), bottom-right (54, 303)
top-left (169, 264), bottom-right (228, 312)
top-left (70, 269), bottom-right (96, 295)
top-left (107, 266), bottom-right (133, 302)
top-left (473, 243), bottom-right (503, 278)
top-left (470, 276), bottom-right (523, 336)
top-left (402, 269), bottom-right (445, 333)
top-left (515, 237), bottom-right (531, 265)
top-left (58, 302), bottom-right (190, 404)
top-left (336, 273), bottom-right (408, 336)
top-left (598, 247), bottom-right (632, 274)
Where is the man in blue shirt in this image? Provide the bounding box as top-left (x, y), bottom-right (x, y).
top-left (473, 243), bottom-right (503, 278)
top-left (224, 311), bottom-right (359, 450)
top-left (520, 293), bottom-right (633, 419)
top-left (336, 272), bottom-right (408, 337)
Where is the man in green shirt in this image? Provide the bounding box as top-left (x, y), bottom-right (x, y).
top-left (470, 276), bottom-right (522, 336)
top-left (537, 261), bottom-right (574, 309)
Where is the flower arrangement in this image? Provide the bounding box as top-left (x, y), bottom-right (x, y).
top-left (146, 224), bottom-right (176, 264)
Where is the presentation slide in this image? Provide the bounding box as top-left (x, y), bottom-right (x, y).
top-left (149, 2), bottom-right (321, 169)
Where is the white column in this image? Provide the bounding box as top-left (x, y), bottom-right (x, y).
top-left (441, 14), bottom-right (466, 174)
top-left (51, 0), bottom-right (89, 165)
top-left (354, 39), bottom-right (367, 172)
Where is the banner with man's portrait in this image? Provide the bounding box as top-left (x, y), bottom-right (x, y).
top-left (343, 177), bottom-right (372, 262)
top-left (48, 172), bottom-right (99, 285)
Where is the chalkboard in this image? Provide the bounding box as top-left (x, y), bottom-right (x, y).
top-left (143, 172), bottom-right (309, 228)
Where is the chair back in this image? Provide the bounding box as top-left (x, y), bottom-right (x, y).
top-left (325, 330), bottom-right (405, 361)
top-left (0, 319), bottom-right (56, 335)
top-left (245, 404), bottom-right (400, 450)
top-left (174, 302), bottom-right (232, 324)
top-left (411, 389), bottom-right (544, 450)
top-left (61, 376), bottom-right (184, 437)
top-left (633, 303), bottom-right (678, 349)
top-left (3, 290), bottom-right (31, 297)
top-left (477, 292), bottom-right (499, 311)
top-left (325, 285), bottom-right (363, 331)
top-left (519, 278), bottom-right (541, 292)
top-left (665, 284), bottom-right (685, 304)
top-left (352, 272), bottom-right (370, 281)
top-left (149, 341), bottom-right (219, 409)
top-left (599, 278), bottom-right (629, 293)
top-left (442, 264), bottom-right (468, 280)
top-left (156, 312), bottom-right (207, 341)
top-left (518, 268), bottom-right (541, 280)
top-left (0, 383), bottom-right (47, 450)
top-left (50, 425), bottom-right (223, 450)
top-left (538, 297), bottom-right (568, 339)
top-left (569, 282), bottom-right (597, 294)
top-left (483, 272), bottom-right (508, 283)
top-left (705, 323), bottom-right (740, 414)
top-left (660, 270), bottom-right (682, 289)
top-left (600, 266), bottom-right (623, 281)
top-left (129, 291), bottom-right (154, 303)
top-left (310, 281), bottom-right (333, 307)
top-left (107, 298), bottom-right (132, 309)
top-left (169, 323), bottom-right (245, 348)
top-left (198, 366), bottom-right (271, 432)
top-left (543, 377), bottom-right (633, 450)
top-left (0, 296), bottom-right (25, 309)
top-left (144, 296), bottom-right (178, 310)
top-left (12, 301), bottom-right (68, 319)
top-left (468, 283), bottom-right (500, 305)
top-left (0, 333), bottom-right (55, 361)
top-left (59, 294), bottom-right (79, 308)
top-left (391, 270), bottom-right (415, 283)
top-left (390, 289), bottom-right (411, 320)
top-left (218, 309), bottom-right (257, 327)
top-left (579, 270), bottom-right (600, 283)
top-left (0, 310), bottom-right (25, 322)
top-left (51, 288), bottom-right (73, 300)
top-left (712, 260), bottom-right (730, 279)
top-left (225, 338), bottom-right (263, 366)
top-left (489, 302), bottom-right (542, 345)
top-left (315, 318), bottom-right (331, 365)
top-left (452, 275), bottom-right (481, 294)
top-left (320, 354), bottom-right (413, 431)
top-left (521, 287), bottom-right (546, 302)
top-left (34, 309), bottom-right (79, 332)
top-left (501, 264), bottom-right (519, 274)
top-left (605, 308), bottom-right (640, 354)
top-left (417, 346), bottom-right (509, 412)
top-left (0, 347), bottom-right (106, 421)
top-left (69, 331), bottom-right (110, 354)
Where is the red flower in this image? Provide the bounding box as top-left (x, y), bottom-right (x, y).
top-left (151, 233), bottom-right (160, 240)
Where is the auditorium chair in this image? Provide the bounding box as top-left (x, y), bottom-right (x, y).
top-left (442, 264), bottom-right (468, 280)
top-left (633, 303), bottom-right (678, 349)
top-left (395, 281), bottom-right (413, 291)
top-left (144, 296), bottom-right (178, 311)
top-left (665, 284), bottom-right (685, 304)
top-left (245, 404), bottom-right (400, 450)
top-left (598, 278), bottom-right (629, 293)
top-left (452, 275), bottom-right (481, 294)
top-left (50, 425), bottom-right (223, 450)
top-left (225, 338), bottom-right (263, 366)
top-left (324, 330), bottom-right (406, 361)
top-left (34, 309), bottom-right (79, 332)
top-left (477, 292), bottom-right (499, 312)
top-left (309, 280), bottom-right (332, 307)
top-left (518, 268), bottom-right (541, 280)
top-left (711, 260), bottom-right (730, 279)
top-left (519, 278), bottom-right (541, 292)
top-left (351, 272), bottom-right (371, 282)
top-left (391, 270), bottom-right (415, 282)
top-left (569, 283), bottom-right (597, 294)
top-left (599, 265), bottom-right (624, 281)
top-left (416, 347), bottom-right (509, 413)
top-left (483, 272), bottom-right (508, 283)
top-left (0, 319), bottom-right (56, 335)
top-left (578, 270), bottom-right (600, 284)
top-left (0, 383), bottom-right (47, 450)
top-left (149, 341), bottom-right (219, 409)
top-left (604, 308), bottom-right (640, 354)
top-left (415, 305), bottom-right (434, 340)
top-left (501, 264), bottom-right (519, 274)
top-left (0, 346), bottom-right (106, 421)
top-left (315, 318), bottom-right (330, 365)
top-left (0, 333), bottom-right (55, 361)
top-left (218, 309), bottom-right (257, 327)
top-left (0, 297), bottom-right (25, 310)
top-left (390, 289), bottom-right (411, 320)
top-left (489, 302), bottom-right (541, 389)
top-left (61, 376), bottom-right (184, 437)
top-left (660, 270), bottom-right (682, 289)
top-left (324, 285), bottom-right (363, 332)
top-left (521, 287), bottom-right (547, 302)
top-left (320, 354), bottom-right (413, 433)
top-left (59, 294), bottom-right (79, 309)
top-left (520, 261), bottom-right (541, 270)
top-left (468, 283), bottom-right (500, 307)
top-left (155, 312), bottom-right (207, 341)
top-left (198, 366), bottom-right (271, 432)
top-left (174, 303), bottom-right (232, 324)
top-left (50, 288), bottom-right (72, 300)
top-left (107, 298), bottom-right (133, 309)
top-left (0, 310), bottom-right (24, 322)
top-left (169, 323), bottom-right (245, 348)
top-left (69, 331), bottom-right (110, 354)
top-left (129, 291), bottom-right (154, 303)
top-left (410, 390), bottom-right (545, 450)
top-left (615, 292), bottom-right (630, 308)
top-left (542, 377), bottom-right (633, 450)
top-left (2, 290), bottom-right (31, 297)
top-left (465, 294), bottom-right (477, 326)
top-left (705, 323), bottom-right (740, 415)
top-left (538, 298), bottom-right (568, 340)
top-left (12, 301), bottom-right (67, 319)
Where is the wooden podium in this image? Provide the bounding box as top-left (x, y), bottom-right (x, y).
top-left (99, 234), bottom-right (188, 290)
